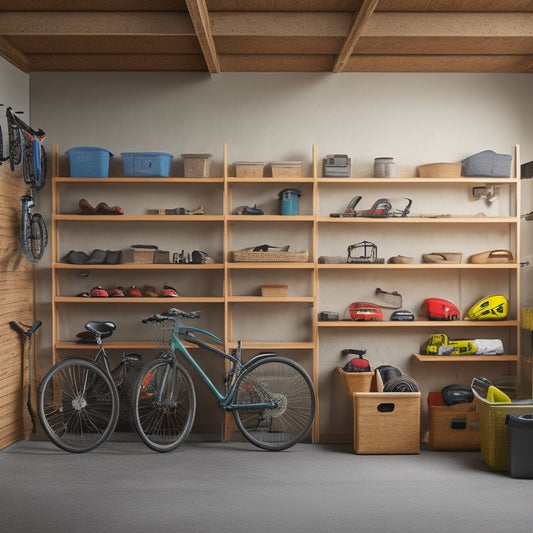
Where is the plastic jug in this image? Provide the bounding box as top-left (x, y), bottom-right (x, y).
top-left (278, 188), bottom-right (303, 215)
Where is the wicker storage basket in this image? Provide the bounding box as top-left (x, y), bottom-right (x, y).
top-left (337, 367), bottom-right (374, 395)
top-left (270, 161), bottom-right (303, 178)
top-left (353, 392), bottom-right (421, 454)
top-left (235, 162), bottom-right (265, 178)
top-left (422, 252), bottom-right (463, 264)
top-left (417, 163), bottom-right (462, 178)
top-left (428, 393), bottom-right (480, 450)
top-left (121, 247), bottom-right (155, 264)
top-left (472, 387), bottom-right (533, 470)
top-left (230, 249), bottom-right (308, 263)
top-left (468, 249), bottom-right (513, 264)
top-left (261, 284), bottom-right (288, 296)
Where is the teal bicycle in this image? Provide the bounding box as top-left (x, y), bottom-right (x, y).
top-left (132, 308), bottom-right (316, 452)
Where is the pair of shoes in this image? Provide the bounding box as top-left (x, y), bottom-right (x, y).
top-left (77, 199), bottom-right (124, 215)
top-left (62, 249), bottom-right (122, 265)
top-left (89, 286), bottom-right (108, 297)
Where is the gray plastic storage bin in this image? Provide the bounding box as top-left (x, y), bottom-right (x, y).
top-left (505, 414), bottom-right (533, 478)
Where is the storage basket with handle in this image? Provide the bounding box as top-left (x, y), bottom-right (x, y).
top-left (467, 249), bottom-right (513, 264)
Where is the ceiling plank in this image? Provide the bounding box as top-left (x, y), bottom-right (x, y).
top-left (185, 0), bottom-right (220, 73)
top-left (333, 0), bottom-right (379, 73)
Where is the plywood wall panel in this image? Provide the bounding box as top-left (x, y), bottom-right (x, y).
top-left (0, 163), bottom-right (34, 449)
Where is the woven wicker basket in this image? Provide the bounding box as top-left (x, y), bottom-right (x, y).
top-left (337, 367), bottom-right (373, 395)
top-left (417, 163), bottom-right (462, 178)
top-left (230, 249), bottom-right (308, 262)
top-left (473, 388), bottom-right (533, 470)
top-left (422, 252), bottom-right (463, 264)
top-left (353, 392), bottom-right (421, 454)
top-left (468, 249), bottom-right (513, 264)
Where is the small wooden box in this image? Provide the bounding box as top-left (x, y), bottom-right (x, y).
top-left (353, 392), bottom-right (420, 454)
top-left (428, 392), bottom-right (480, 451)
top-left (260, 284), bottom-right (288, 297)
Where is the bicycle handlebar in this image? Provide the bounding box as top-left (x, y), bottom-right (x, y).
top-left (142, 308), bottom-right (200, 323)
top-left (9, 319), bottom-right (42, 340)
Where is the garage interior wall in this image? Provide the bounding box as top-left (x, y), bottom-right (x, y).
top-left (0, 58), bottom-right (33, 449)
top-left (21, 69), bottom-right (533, 440)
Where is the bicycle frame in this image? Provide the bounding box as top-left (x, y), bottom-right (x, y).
top-left (163, 321), bottom-right (278, 411)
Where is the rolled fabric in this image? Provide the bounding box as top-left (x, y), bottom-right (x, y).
top-left (383, 374), bottom-right (419, 392)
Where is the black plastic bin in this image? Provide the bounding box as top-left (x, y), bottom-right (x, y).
top-left (505, 414), bottom-right (533, 478)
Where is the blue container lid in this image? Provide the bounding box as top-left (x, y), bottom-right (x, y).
top-left (121, 152), bottom-right (173, 158)
top-left (67, 146), bottom-right (113, 157)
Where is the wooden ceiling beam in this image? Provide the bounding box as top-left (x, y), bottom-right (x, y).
top-left (333, 0), bottom-right (379, 73)
top-left (185, 0), bottom-right (220, 73)
top-left (0, 36), bottom-right (30, 72)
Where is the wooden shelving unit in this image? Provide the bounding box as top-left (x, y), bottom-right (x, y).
top-left (50, 143), bottom-right (523, 444)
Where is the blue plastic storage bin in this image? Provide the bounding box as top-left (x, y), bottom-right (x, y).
top-left (68, 146), bottom-right (113, 177)
top-left (121, 152), bottom-right (173, 177)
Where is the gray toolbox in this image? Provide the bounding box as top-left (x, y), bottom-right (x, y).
top-left (323, 154), bottom-right (351, 177)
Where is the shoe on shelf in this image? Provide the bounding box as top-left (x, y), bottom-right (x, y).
top-left (90, 286), bottom-right (109, 297)
top-left (62, 250), bottom-right (89, 264)
top-left (175, 205), bottom-right (205, 215)
top-left (77, 198), bottom-right (98, 215)
top-left (126, 285), bottom-right (142, 297)
top-left (76, 291), bottom-right (90, 298)
top-left (96, 202), bottom-right (124, 215)
top-left (85, 249), bottom-right (108, 264)
top-left (142, 284), bottom-right (158, 297)
top-left (109, 287), bottom-right (125, 297)
top-left (160, 284), bottom-right (179, 297)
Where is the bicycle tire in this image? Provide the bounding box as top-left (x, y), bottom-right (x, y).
top-left (8, 124), bottom-right (22, 170)
top-left (38, 358), bottom-right (119, 453)
top-left (22, 138), bottom-right (47, 190)
top-left (131, 356), bottom-right (196, 452)
top-left (232, 356), bottom-right (315, 451)
top-left (21, 212), bottom-right (48, 262)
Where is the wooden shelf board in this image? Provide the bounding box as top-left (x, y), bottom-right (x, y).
top-left (227, 296), bottom-right (314, 303)
top-left (413, 353), bottom-right (519, 362)
top-left (55, 341), bottom-right (219, 350)
top-left (54, 297), bottom-right (224, 303)
top-left (318, 320), bottom-right (519, 327)
top-left (317, 216), bottom-right (516, 223)
top-left (53, 263), bottom-right (224, 270)
top-left (227, 215), bottom-right (314, 222)
top-left (227, 177), bottom-right (313, 183)
top-left (227, 262), bottom-right (314, 269)
top-left (316, 177), bottom-right (517, 184)
top-left (53, 177), bottom-right (224, 183)
top-left (227, 341), bottom-right (314, 350)
top-left (317, 263), bottom-right (519, 270)
top-left (54, 214), bottom-right (224, 222)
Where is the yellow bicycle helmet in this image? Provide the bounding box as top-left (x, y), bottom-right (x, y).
top-left (466, 295), bottom-right (508, 320)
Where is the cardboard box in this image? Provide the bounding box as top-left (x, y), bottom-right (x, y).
top-left (428, 392), bottom-right (480, 450)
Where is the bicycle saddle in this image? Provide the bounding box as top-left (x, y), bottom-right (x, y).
top-left (84, 321), bottom-right (116, 339)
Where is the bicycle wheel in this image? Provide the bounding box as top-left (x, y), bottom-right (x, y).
top-left (232, 356), bottom-right (315, 451)
top-left (131, 357), bottom-right (196, 452)
top-left (38, 358), bottom-right (119, 453)
top-left (21, 212), bottom-right (48, 262)
top-left (22, 139), bottom-right (46, 190)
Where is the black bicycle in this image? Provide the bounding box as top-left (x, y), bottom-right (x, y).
top-left (38, 321), bottom-right (142, 453)
top-left (20, 191), bottom-right (48, 262)
top-left (4, 105), bottom-right (47, 190)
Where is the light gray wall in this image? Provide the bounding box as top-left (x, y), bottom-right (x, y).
top-left (27, 70), bottom-right (533, 439)
top-left (0, 58), bottom-right (29, 115)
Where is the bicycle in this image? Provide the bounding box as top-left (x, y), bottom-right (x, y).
top-left (3, 104), bottom-right (47, 189)
top-left (38, 321), bottom-right (142, 453)
top-left (20, 190), bottom-right (48, 262)
top-left (132, 308), bottom-right (316, 452)
top-left (9, 319), bottom-right (42, 436)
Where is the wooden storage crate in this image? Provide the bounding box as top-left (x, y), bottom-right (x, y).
top-left (337, 367), bottom-right (373, 395)
top-left (261, 284), bottom-right (288, 297)
top-left (428, 392), bottom-right (480, 450)
top-left (473, 388), bottom-right (533, 471)
top-left (353, 392), bottom-right (421, 454)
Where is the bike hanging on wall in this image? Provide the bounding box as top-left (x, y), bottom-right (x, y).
top-left (0, 104), bottom-right (48, 262)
